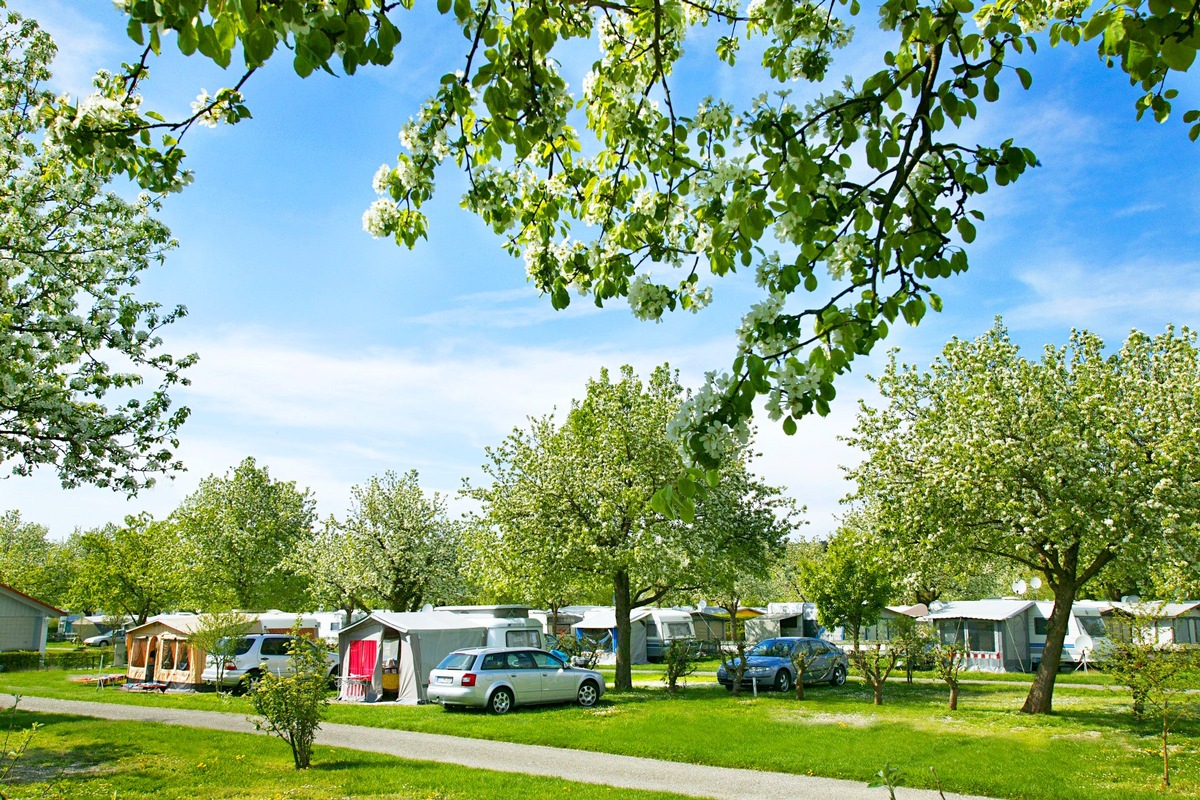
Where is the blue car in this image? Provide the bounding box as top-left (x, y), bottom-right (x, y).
top-left (716, 637), bottom-right (848, 692)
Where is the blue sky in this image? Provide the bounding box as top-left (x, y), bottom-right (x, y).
top-left (6, 0), bottom-right (1199, 540)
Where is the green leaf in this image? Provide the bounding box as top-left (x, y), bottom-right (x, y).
top-left (1015, 67), bottom-right (1032, 90)
top-left (783, 416), bottom-right (797, 436)
top-left (983, 78), bottom-right (999, 103)
top-left (956, 218), bottom-right (976, 243)
top-left (1161, 40), bottom-right (1196, 72)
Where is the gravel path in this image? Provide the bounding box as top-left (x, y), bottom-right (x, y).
top-left (5, 694), bottom-right (996, 800)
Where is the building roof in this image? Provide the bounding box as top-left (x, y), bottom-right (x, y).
top-left (919, 600), bottom-right (1035, 622)
top-left (0, 583), bottom-right (64, 616)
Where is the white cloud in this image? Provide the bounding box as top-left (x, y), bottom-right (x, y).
top-left (1005, 259), bottom-right (1200, 338)
top-left (405, 288), bottom-right (609, 329)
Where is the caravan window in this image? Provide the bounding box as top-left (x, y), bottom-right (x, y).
top-left (942, 620), bottom-right (996, 650)
top-left (1034, 618), bottom-right (1048, 636)
top-left (664, 622), bottom-right (693, 639)
top-left (1079, 617), bottom-right (1107, 638)
top-left (130, 638), bottom-right (147, 668)
top-left (505, 629), bottom-right (541, 648)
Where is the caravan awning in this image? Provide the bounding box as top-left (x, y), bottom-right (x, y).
top-left (571, 608), bottom-right (651, 630)
top-left (919, 600), bottom-right (1034, 622)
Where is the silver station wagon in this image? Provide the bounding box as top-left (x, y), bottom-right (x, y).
top-left (426, 646), bottom-right (605, 714)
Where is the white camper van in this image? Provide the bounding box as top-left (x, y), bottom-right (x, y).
top-left (644, 609), bottom-right (696, 662)
top-left (1029, 602), bottom-right (1109, 668)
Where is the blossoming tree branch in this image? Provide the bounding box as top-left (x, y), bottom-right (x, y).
top-left (47, 0), bottom-right (1199, 496)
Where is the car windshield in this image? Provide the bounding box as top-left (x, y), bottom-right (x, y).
top-left (436, 652), bottom-right (477, 671)
top-left (748, 640), bottom-right (795, 658)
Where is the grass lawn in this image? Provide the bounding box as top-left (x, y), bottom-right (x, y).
top-left (2, 669), bottom-right (1197, 799)
top-left (0, 709), bottom-right (689, 800)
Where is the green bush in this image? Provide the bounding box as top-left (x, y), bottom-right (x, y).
top-left (47, 649), bottom-right (109, 670)
top-left (0, 652), bottom-right (41, 672)
top-left (249, 629), bottom-right (330, 769)
top-left (0, 649), bottom-right (110, 672)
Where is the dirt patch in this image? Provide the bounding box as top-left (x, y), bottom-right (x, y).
top-left (1051, 730), bottom-right (1104, 740)
top-left (3, 747), bottom-right (115, 785)
top-left (774, 710), bottom-right (876, 728)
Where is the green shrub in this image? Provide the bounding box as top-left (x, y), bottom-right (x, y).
top-left (661, 640), bottom-right (697, 693)
top-left (0, 652), bottom-right (42, 672)
top-left (0, 648), bottom-right (114, 672)
top-left (46, 649), bottom-right (109, 670)
top-left (249, 628), bottom-right (330, 769)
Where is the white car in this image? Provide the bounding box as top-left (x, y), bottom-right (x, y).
top-left (82, 631), bottom-right (118, 647)
top-left (427, 646), bottom-right (605, 714)
top-left (201, 634), bottom-right (338, 693)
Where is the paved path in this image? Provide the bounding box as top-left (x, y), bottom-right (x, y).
top-left (5, 694), bottom-right (995, 800)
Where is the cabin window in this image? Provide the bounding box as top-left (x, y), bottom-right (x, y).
top-left (505, 630), bottom-right (541, 648)
top-left (176, 644), bottom-right (190, 671)
top-left (159, 642), bottom-right (175, 671)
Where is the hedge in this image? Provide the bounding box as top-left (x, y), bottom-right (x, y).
top-left (0, 649), bottom-right (111, 672)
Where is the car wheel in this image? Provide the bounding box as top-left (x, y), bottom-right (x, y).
top-left (488, 687), bottom-right (514, 715)
top-left (235, 670), bottom-right (262, 696)
top-left (576, 680), bottom-right (600, 708)
top-left (774, 670), bottom-right (792, 693)
top-left (829, 664), bottom-right (847, 687)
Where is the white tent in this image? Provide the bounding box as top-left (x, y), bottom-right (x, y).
top-left (571, 607), bottom-right (650, 664)
top-left (336, 611), bottom-right (489, 704)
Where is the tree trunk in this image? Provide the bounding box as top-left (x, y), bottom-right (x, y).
top-left (873, 682), bottom-right (883, 705)
top-left (1021, 579), bottom-right (1078, 714)
top-left (1163, 699), bottom-right (1171, 787)
top-left (949, 684), bottom-right (959, 711)
top-left (614, 568), bottom-right (632, 691)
